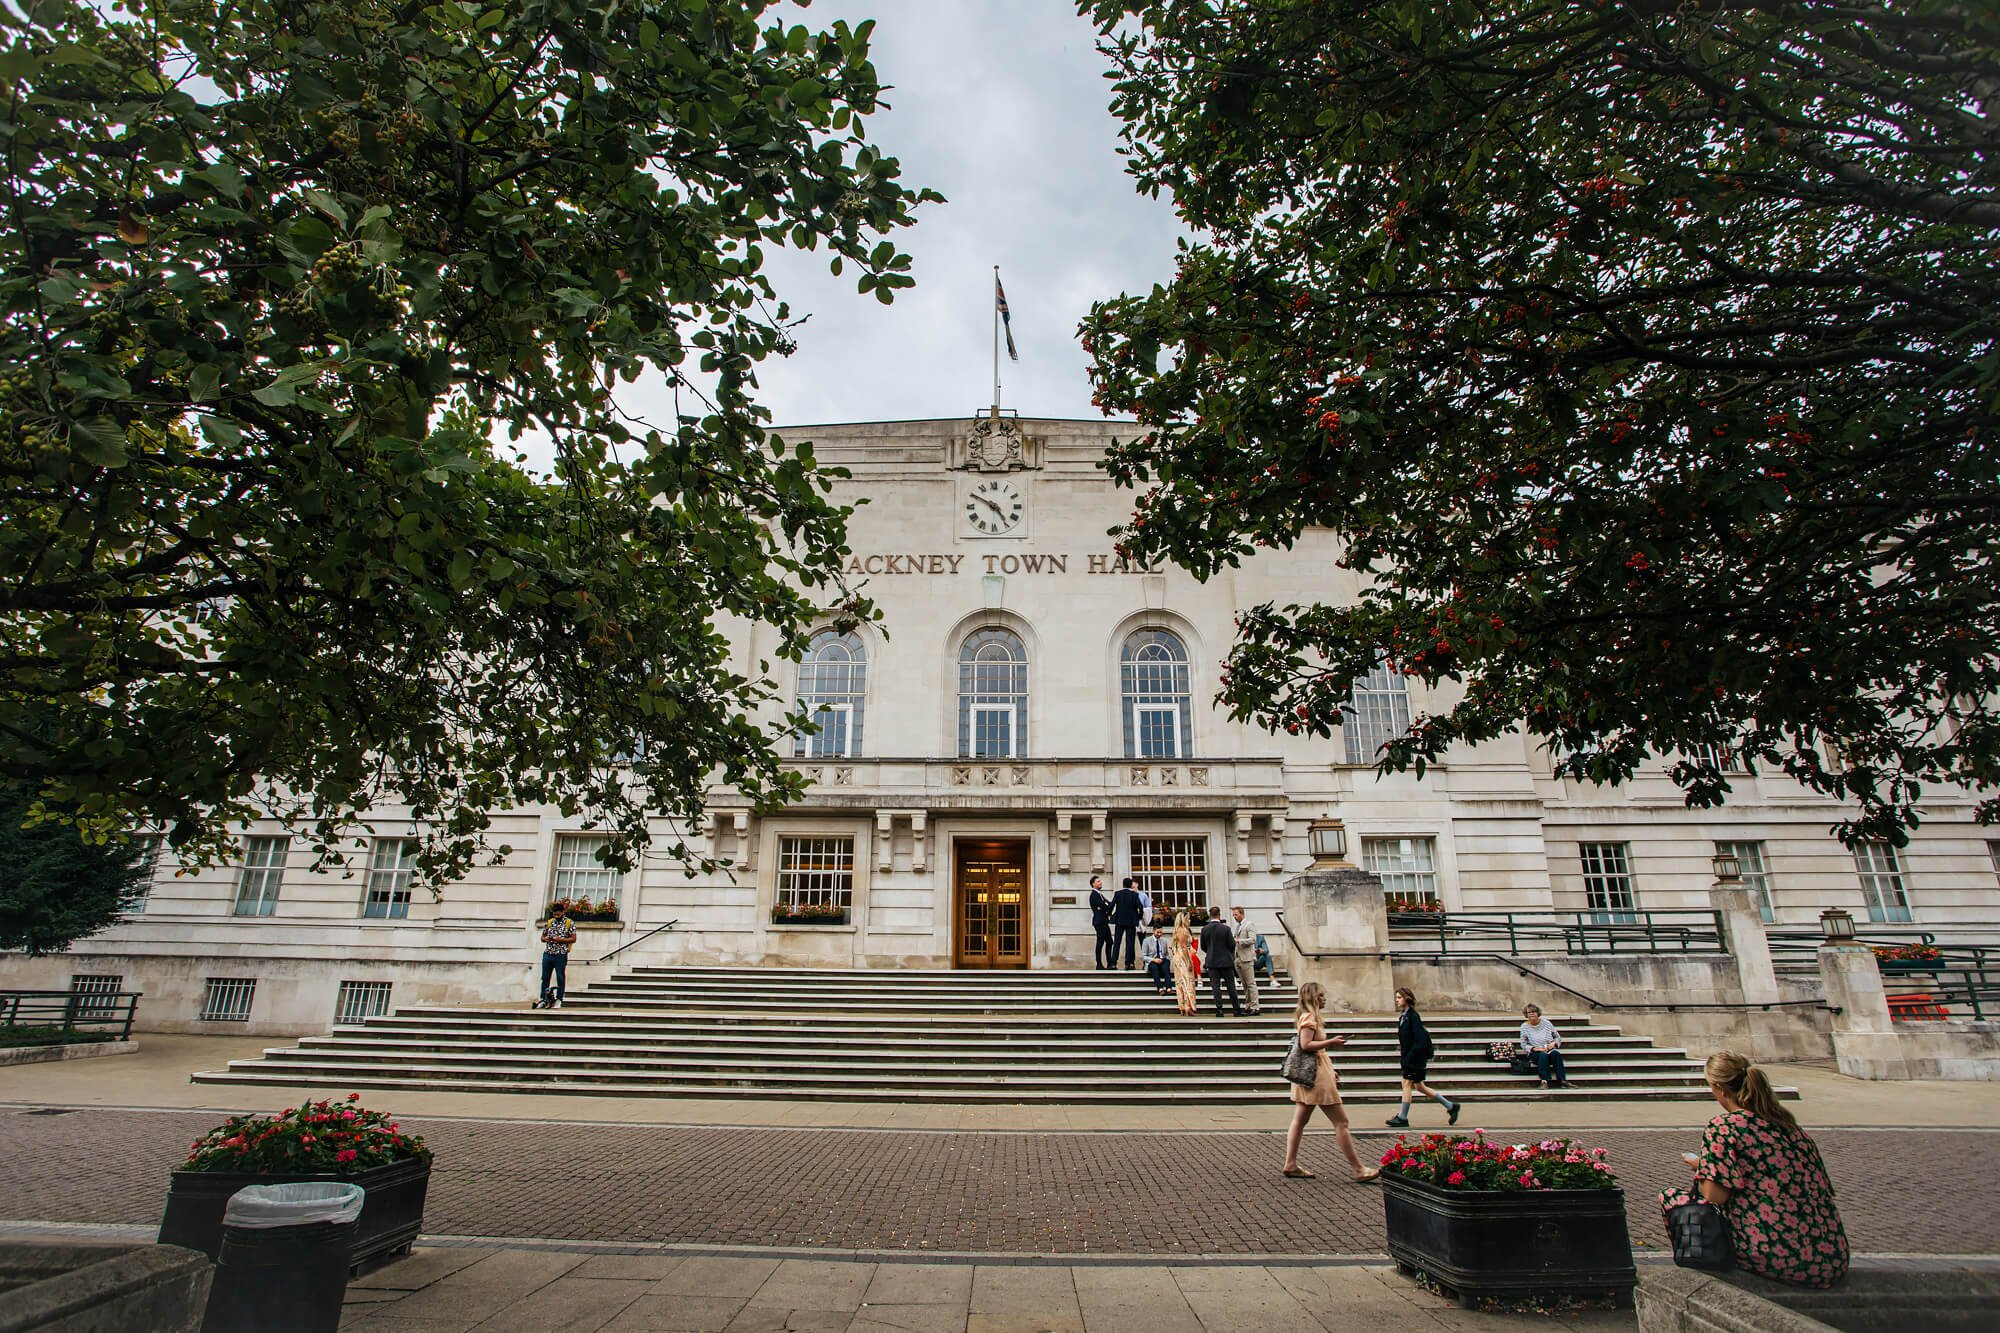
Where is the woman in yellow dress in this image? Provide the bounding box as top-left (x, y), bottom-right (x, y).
top-left (1169, 912), bottom-right (1199, 1016)
top-left (1281, 981), bottom-right (1381, 1183)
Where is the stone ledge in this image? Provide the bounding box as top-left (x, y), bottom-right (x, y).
top-left (0, 1241), bottom-right (212, 1333)
top-left (1637, 1264), bottom-right (2000, 1333)
top-left (0, 1039), bottom-right (138, 1068)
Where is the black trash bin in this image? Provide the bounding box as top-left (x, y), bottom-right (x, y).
top-left (201, 1181), bottom-right (365, 1333)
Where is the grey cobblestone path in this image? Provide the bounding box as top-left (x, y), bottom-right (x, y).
top-left (1, 1108), bottom-right (1991, 1258)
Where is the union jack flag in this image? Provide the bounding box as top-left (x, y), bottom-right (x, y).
top-left (995, 273), bottom-right (1018, 361)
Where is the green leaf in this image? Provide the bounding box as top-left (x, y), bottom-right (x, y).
top-left (188, 364), bottom-right (221, 403)
top-left (69, 417), bottom-right (129, 467)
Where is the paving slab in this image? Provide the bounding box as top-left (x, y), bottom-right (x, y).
top-left (861, 1264), bottom-right (976, 1307)
top-left (749, 1258), bottom-right (879, 1312)
top-left (599, 1293), bottom-right (750, 1332)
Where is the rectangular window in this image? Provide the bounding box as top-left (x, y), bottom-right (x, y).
top-left (551, 833), bottom-right (622, 907)
top-left (1716, 840), bottom-right (1774, 923)
top-left (1988, 840), bottom-right (2000, 887)
top-left (969, 703), bottom-right (1016, 759)
top-left (1686, 744), bottom-right (1747, 775)
top-left (334, 980), bottom-right (393, 1025)
top-left (199, 977), bottom-right (256, 1022)
top-left (776, 835), bottom-right (855, 911)
top-left (803, 702), bottom-right (854, 759)
top-left (125, 833), bottom-right (163, 913)
top-left (1363, 837), bottom-right (1440, 908)
top-left (1132, 704), bottom-right (1181, 759)
top-left (1578, 842), bottom-right (1637, 922)
top-left (1130, 836), bottom-right (1209, 915)
top-left (363, 838), bottom-right (417, 919)
top-left (1343, 663), bottom-right (1411, 765)
top-left (1853, 841), bottom-right (1913, 923)
top-left (231, 836), bottom-right (288, 916)
top-left (69, 974), bottom-right (123, 1019)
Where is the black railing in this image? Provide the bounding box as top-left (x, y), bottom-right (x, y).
top-left (1767, 928), bottom-right (2000, 977)
top-left (1885, 968), bottom-right (2000, 1022)
top-left (584, 919), bottom-right (679, 967)
top-left (0, 989), bottom-right (141, 1043)
top-left (1388, 909), bottom-right (1727, 957)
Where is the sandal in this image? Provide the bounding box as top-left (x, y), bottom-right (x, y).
top-left (1282, 1166), bottom-right (1316, 1179)
top-left (1353, 1167), bottom-right (1382, 1184)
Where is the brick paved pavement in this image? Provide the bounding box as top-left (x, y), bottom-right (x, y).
top-left (2, 1107), bottom-right (1993, 1258)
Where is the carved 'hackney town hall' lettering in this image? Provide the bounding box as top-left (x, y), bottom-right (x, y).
top-left (841, 553), bottom-right (1161, 575)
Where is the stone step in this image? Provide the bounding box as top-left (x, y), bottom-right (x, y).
top-left (211, 1053), bottom-right (1708, 1093)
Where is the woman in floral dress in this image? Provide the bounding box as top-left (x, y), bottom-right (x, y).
top-left (1659, 1051), bottom-right (1849, 1288)
top-left (1169, 912), bottom-right (1198, 1016)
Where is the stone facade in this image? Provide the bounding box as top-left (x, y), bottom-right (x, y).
top-left (6, 416), bottom-right (1998, 1033)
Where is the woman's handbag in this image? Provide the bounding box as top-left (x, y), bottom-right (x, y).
top-left (1281, 1035), bottom-right (1318, 1088)
top-left (1487, 1040), bottom-right (1515, 1064)
top-left (1666, 1199), bottom-right (1736, 1272)
top-left (1508, 1054), bottom-right (1537, 1077)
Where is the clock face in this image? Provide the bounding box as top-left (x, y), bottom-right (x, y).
top-left (964, 479), bottom-right (1025, 535)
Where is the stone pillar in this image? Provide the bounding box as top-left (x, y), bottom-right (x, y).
top-left (1279, 863), bottom-right (1393, 1012)
top-left (1819, 943), bottom-right (1910, 1079)
top-left (1710, 884), bottom-right (1779, 1006)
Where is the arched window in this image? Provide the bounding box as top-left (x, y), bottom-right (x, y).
top-left (1121, 629), bottom-right (1192, 758)
top-left (795, 631), bottom-right (866, 758)
top-left (1343, 661), bottom-right (1411, 764)
top-left (957, 628), bottom-right (1028, 758)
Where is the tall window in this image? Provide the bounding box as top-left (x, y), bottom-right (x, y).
top-left (1121, 629), bottom-right (1193, 759)
top-left (1343, 662), bottom-right (1411, 765)
top-left (551, 833), bottom-right (622, 907)
top-left (1717, 840), bottom-right (1774, 922)
top-left (126, 832), bottom-right (163, 913)
top-left (1130, 836), bottom-right (1208, 916)
top-left (199, 977), bottom-right (257, 1022)
top-left (958, 628), bottom-right (1028, 758)
top-left (1852, 841), bottom-right (1913, 922)
top-left (232, 836), bottom-right (288, 916)
top-left (795, 630), bottom-right (867, 758)
top-left (1579, 842), bottom-right (1637, 922)
top-left (1988, 840), bottom-right (2000, 887)
top-left (335, 980), bottom-right (394, 1024)
top-left (363, 839), bottom-right (417, 919)
top-left (776, 836), bottom-right (855, 912)
top-left (1363, 837), bottom-right (1440, 908)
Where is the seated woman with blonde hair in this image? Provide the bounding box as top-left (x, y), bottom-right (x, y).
top-left (1659, 1052), bottom-right (1849, 1288)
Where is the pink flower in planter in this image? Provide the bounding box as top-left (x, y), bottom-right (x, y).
top-left (336, 1149), bottom-right (358, 1163)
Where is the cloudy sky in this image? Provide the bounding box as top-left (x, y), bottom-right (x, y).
top-left (612, 0), bottom-right (1182, 445)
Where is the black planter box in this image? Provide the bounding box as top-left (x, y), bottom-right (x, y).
top-left (157, 1156), bottom-right (430, 1274)
top-left (1381, 1171), bottom-right (1636, 1308)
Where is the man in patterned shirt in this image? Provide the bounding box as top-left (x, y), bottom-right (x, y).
top-left (537, 907), bottom-right (577, 1009)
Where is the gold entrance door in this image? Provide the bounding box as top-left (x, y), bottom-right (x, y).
top-left (954, 839), bottom-right (1030, 969)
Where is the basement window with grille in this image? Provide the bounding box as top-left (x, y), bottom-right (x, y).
top-left (334, 980), bottom-right (393, 1024)
top-left (199, 977), bottom-right (256, 1022)
top-left (69, 974), bottom-right (123, 1018)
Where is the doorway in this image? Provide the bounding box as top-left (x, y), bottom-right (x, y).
top-left (953, 838), bottom-right (1030, 968)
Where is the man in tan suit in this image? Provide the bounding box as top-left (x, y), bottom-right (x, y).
top-left (1230, 905), bottom-right (1262, 1015)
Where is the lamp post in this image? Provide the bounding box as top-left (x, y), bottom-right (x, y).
top-left (1307, 817), bottom-right (1349, 868)
top-left (1711, 849), bottom-right (1741, 884)
top-left (1819, 906), bottom-right (1857, 943)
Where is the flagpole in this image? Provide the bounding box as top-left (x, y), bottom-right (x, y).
top-left (991, 266), bottom-right (1001, 419)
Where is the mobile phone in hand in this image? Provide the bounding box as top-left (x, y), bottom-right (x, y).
top-left (1681, 1151), bottom-right (1699, 1165)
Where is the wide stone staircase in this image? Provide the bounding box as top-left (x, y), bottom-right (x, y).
top-left (192, 966), bottom-right (1725, 1104)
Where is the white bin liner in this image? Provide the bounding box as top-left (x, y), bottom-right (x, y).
top-left (222, 1182), bottom-right (365, 1228)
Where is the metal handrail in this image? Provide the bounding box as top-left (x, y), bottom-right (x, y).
top-left (584, 919), bottom-right (679, 966)
top-left (1388, 908), bottom-right (1728, 957)
top-left (1272, 913), bottom-right (1832, 1014)
top-left (1884, 968), bottom-right (2000, 1022)
top-left (0, 989), bottom-right (141, 1041)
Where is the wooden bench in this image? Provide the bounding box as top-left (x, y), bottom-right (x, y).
top-left (1886, 992), bottom-right (1950, 1021)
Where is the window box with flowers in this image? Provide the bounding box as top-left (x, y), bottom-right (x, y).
top-left (1378, 1132), bottom-right (1636, 1308)
top-left (542, 896), bottom-right (621, 925)
top-left (770, 902), bottom-right (852, 927)
top-left (1385, 896), bottom-right (1446, 928)
top-left (1871, 943), bottom-right (1943, 973)
top-left (157, 1094), bottom-right (432, 1273)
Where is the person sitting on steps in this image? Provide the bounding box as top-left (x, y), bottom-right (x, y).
top-left (1518, 1004), bottom-right (1569, 1088)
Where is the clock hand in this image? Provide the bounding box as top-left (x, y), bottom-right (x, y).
top-left (974, 492), bottom-right (1007, 520)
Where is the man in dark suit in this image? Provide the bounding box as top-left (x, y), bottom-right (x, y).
top-left (1199, 906), bottom-right (1244, 1016)
top-left (1088, 875), bottom-right (1114, 970)
top-left (1110, 876), bottom-right (1145, 970)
